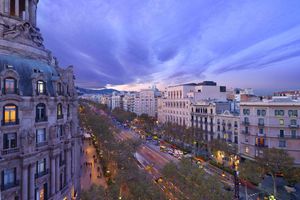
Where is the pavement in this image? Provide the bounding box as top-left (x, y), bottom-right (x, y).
top-left (81, 139), bottom-right (107, 191)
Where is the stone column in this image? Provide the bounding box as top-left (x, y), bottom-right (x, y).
top-left (22, 165), bottom-right (28, 200)
top-left (55, 156), bottom-right (60, 192)
top-left (4, 0), bottom-right (9, 13)
top-left (66, 149), bottom-right (71, 183)
top-left (0, 0), bottom-right (3, 13)
top-left (25, 0), bottom-right (29, 20)
top-left (29, 164), bottom-right (35, 200)
top-left (50, 157), bottom-right (56, 196)
top-left (15, 0), bottom-right (19, 17)
top-left (30, 1), bottom-right (37, 26)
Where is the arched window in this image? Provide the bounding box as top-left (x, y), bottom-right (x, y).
top-left (37, 80), bottom-right (46, 95)
top-left (4, 77), bottom-right (17, 94)
top-left (36, 103), bottom-right (47, 122)
top-left (3, 104), bottom-right (18, 125)
top-left (57, 103), bottom-right (63, 119)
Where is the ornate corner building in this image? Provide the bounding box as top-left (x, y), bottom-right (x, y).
top-left (0, 1), bottom-right (82, 200)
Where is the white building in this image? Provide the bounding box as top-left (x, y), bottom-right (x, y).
top-left (111, 93), bottom-right (123, 110)
top-left (134, 87), bottom-right (160, 117)
top-left (158, 81), bottom-right (228, 127)
top-left (123, 93), bottom-right (135, 112)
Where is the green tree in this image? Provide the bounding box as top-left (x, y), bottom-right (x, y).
top-left (81, 184), bottom-right (106, 200)
top-left (257, 148), bottom-right (294, 197)
top-left (239, 160), bottom-right (263, 199)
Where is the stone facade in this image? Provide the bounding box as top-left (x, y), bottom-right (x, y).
top-left (0, 1), bottom-right (81, 200)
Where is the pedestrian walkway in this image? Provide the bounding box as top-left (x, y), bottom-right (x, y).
top-left (81, 138), bottom-right (107, 190)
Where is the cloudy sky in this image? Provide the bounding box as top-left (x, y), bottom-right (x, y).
top-left (38, 0), bottom-right (300, 94)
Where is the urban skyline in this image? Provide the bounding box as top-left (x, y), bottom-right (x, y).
top-left (38, 0), bottom-right (300, 93)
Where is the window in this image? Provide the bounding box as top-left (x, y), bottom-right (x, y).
top-left (275, 110), bottom-right (285, 116)
top-left (4, 78), bottom-right (17, 94)
top-left (245, 147), bottom-right (249, 154)
top-left (279, 130), bottom-right (284, 138)
top-left (37, 159), bottom-right (46, 175)
top-left (255, 137), bottom-right (266, 147)
top-left (288, 110), bottom-right (298, 117)
top-left (57, 83), bottom-right (63, 95)
top-left (36, 129), bottom-right (46, 144)
top-left (279, 119), bottom-right (284, 125)
top-left (291, 130), bottom-right (297, 138)
top-left (279, 140), bottom-right (286, 148)
top-left (3, 104), bottom-right (18, 125)
top-left (259, 128), bottom-right (264, 134)
top-left (57, 103), bottom-right (63, 119)
top-left (37, 80), bottom-right (46, 95)
top-left (67, 104), bottom-right (70, 117)
top-left (243, 109), bottom-right (250, 115)
top-left (36, 103), bottom-right (47, 122)
top-left (10, 0), bottom-right (16, 16)
top-left (3, 133), bottom-right (17, 150)
top-left (2, 168), bottom-right (16, 189)
top-left (290, 119), bottom-right (297, 126)
top-left (258, 118), bottom-right (264, 125)
top-left (57, 125), bottom-right (63, 138)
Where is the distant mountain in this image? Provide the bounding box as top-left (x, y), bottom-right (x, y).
top-left (76, 87), bottom-right (119, 95)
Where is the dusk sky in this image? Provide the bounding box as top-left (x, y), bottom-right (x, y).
top-left (38, 0), bottom-right (300, 94)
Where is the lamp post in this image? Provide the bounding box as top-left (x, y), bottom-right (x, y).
top-left (233, 162), bottom-right (240, 200)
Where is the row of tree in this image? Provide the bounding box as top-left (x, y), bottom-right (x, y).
top-left (162, 158), bottom-right (233, 200)
top-left (79, 101), bottom-right (167, 200)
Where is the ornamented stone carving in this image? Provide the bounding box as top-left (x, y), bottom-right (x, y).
top-left (3, 22), bottom-right (44, 47)
top-left (21, 128), bottom-right (35, 152)
top-left (49, 125), bottom-right (57, 140)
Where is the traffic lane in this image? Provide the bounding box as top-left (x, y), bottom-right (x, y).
top-left (138, 146), bottom-right (169, 170)
top-left (145, 142), bottom-right (179, 163)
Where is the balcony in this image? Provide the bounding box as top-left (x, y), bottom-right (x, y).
top-left (255, 144), bottom-right (268, 148)
top-left (57, 114), bottom-right (64, 120)
top-left (1, 119), bottom-right (20, 126)
top-left (2, 88), bottom-right (20, 95)
top-left (241, 130), bottom-right (249, 135)
top-left (278, 135), bottom-right (300, 139)
top-left (289, 124), bottom-right (299, 129)
top-left (258, 123), bottom-right (264, 127)
top-left (35, 116), bottom-right (48, 123)
top-left (2, 148), bottom-right (20, 155)
top-left (35, 169), bottom-right (49, 179)
top-left (1, 180), bottom-right (20, 191)
top-left (242, 121), bottom-right (250, 126)
top-left (36, 141), bottom-right (48, 148)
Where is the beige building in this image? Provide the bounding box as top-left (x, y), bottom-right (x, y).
top-left (0, 1), bottom-right (81, 200)
top-left (239, 97), bottom-right (300, 165)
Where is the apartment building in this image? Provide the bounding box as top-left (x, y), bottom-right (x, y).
top-left (0, 1), bottom-right (81, 199)
top-left (123, 93), bottom-right (135, 113)
top-left (134, 87), bottom-right (160, 117)
top-left (239, 97), bottom-right (300, 165)
top-left (111, 93), bottom-right (123, 110)
top-left (191, 101), bottom-right (230, 141)
top-left (159, 81), bottom-right (228, 127)
top-left (215, 111), bottom-right (240, 145)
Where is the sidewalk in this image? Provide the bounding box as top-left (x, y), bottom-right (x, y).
top-left (81, 139), bottom-right (107, 191)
